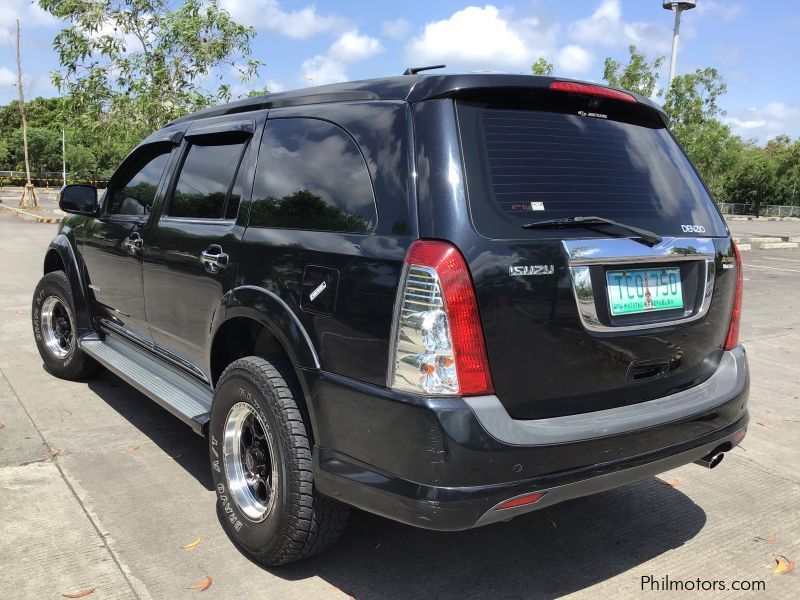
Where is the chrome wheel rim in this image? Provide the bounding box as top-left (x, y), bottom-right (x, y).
top-left (222, 401), bottom-right (278, 522)
top-left (41, 296), bottom-right (73, 359)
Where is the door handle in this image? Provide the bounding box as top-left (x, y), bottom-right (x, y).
top-left (123, 233), bottom-right (143, 254)
top-left (200, 245), bottom-right (229, 273)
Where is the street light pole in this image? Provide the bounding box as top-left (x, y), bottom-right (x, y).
top-left (61, 128), bottom-right (66, 186)
top-left (663, 1), bottom-right (697, 84)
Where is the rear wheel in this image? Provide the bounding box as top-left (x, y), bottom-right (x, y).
top-left (209, 356), bottom-right (349, 566)
top-left (32, 271), bottom-right (100, 380)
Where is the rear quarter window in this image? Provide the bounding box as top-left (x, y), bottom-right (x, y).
top-left (249, 118), bottom-right (377, 233)
top-left (457, 101), bottom-right (727, 239)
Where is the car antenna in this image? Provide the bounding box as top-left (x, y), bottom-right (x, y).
top-left (403, 64), bottom-right (446, 75)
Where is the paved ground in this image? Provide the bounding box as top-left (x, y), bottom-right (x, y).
top-left (727, 218), bottom-right (800, 239)
top-left (0, 213), bottom-right (798, 600)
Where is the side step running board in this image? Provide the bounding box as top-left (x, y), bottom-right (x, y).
top-left (79, 332), bottom-right (212, 435)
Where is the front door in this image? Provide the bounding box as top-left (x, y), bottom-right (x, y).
top-left (142, 120), bottom-right (255, 379)
top-left (81, 143), bottom-right (174, 343)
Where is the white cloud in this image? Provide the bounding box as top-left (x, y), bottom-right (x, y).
top-left (0, 0), bottom-right (56, 40)
top-left (696, 1), bottom-right (744, 23)
top-left (219, 0), bottom-right (348, 39)
top-left (267, 79), bottom-right (286, 93)
top-left (302, 30), bottom-right (384, 86)
top-left (405, 5), bottom-right (558, 71)
top-left (725, 102), bottom-right (800, 142)
top-left (329, 30), bottom-right (384, 63)
top-left (0, 67), bottom-right (15, 87)
top-left (556, 45), bottom-right (594, 74)
top-left (382, 18), bottom-right (412, 40)
top-left (568, 0), bottom-right (671, 54)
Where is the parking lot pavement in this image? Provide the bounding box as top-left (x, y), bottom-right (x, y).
top-left (727, 218), bottom-right (800, 240)
top-left (1, 213), bottom-right (798, 600)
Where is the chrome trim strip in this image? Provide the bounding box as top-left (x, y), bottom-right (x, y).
top-left (563, 236), bottom-right (716, 265)
top-left (464, 346), bottom-right (747, 446)
top-left (563, 237), bottom-right (717, 332)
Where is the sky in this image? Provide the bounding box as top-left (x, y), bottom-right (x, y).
top-left (1, 0), bottom-right (799, 144)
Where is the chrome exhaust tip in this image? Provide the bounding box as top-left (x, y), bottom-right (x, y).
top-left (694, 451), bottom-right (724, 469)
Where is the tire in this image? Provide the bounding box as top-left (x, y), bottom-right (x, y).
top-left (209, 356), bottom-right (349, 566)
top-left (32, 271), bottom-right (101, 380)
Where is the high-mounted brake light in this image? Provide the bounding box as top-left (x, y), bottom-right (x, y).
top-left (390, 240), bottom-right (494, 396)
top-left (723, 243), bottom-right (743, 351)
top-left (550, 81), bottom-right (637, 103)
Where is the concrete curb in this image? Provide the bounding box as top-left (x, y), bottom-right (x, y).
top-left (757, 242), bottom-right (799, 250)
top-left (0, 203), bottom-right (62, 224)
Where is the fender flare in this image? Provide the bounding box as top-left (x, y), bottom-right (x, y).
top-left (211, 285), bottom-right (320, 371)
top-left (45, 234), bottom-right (92, 335)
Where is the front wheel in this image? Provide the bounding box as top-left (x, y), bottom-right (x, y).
top-left (209, 356), bottom-right (349, 566)
top-left (32, 271), bottom-right (100, 380)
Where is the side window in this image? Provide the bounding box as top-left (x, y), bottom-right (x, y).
top-left (250, 118), bottom-right (376, 233)
top-left (107, 146), bottom-right (171, 216)
top-left (167, 139), bottom-right (247, 220)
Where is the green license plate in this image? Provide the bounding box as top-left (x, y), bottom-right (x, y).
top-left (606, 267), bottom-right (683, 316)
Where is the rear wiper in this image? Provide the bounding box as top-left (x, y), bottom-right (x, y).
top-left (522, 216), bottom-right (663, 247)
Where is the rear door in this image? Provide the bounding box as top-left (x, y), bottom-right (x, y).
top-left (426, 91), bottom-right (736, 419)
top-left (141, 117), bottom-right (257, 379)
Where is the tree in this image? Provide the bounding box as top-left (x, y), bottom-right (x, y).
top-left (14, 19), bottom-right (39, 208)
top-left (603, 45), bottom-right (664, 98)
top-left (65, 144), bottom-right (97, 178)
top-left (40, 0), bottom-right (262, 133)
top-left (724, 146), bottom-right (777, 217)
top-left (662, 67), bottom-right (727, 129)
top-left (531, 57), bottom-right (553, 76)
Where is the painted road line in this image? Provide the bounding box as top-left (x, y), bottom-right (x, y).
top-left (743, 262), bottom-right (800, 274)
top-left (762, 256), bottom-right (800, 263)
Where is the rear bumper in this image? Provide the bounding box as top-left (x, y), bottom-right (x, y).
top-left (303, 346), bottom-right (749, 531)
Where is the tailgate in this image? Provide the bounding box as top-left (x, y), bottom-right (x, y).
top-left (454, 92), bottom-right (736, 419)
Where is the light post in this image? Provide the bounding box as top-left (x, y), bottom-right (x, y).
top-left (663, 1), bottom-right (696, 84)
top-left (61, 128), bottom-right (66, 186)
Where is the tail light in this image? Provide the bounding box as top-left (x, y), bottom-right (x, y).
top-left (723, 243), bottom-right (743, 350)
top-left (550, 80), bottom-right (637, 103)
top-left (389, 240), bottom-right (493, 396)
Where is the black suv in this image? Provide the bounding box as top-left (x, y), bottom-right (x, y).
top-left (33, 74), bottom-right (748, 566)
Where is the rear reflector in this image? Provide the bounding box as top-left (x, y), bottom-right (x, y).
top-left (723, 243), bottom-right (743, 351)
top-left (550, 81), bottom-right (637, 103)
top-left (495, 492), bottom-right (546, 511)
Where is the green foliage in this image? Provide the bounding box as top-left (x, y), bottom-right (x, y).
top-left (65, 144), bottom-right (97, 176)
top-left (250, 189), bottom-right (371, 233)
top-left (531, 58), bottom-right (554, 76)
top-left (603, 45), bottom-right (665, 98)
top-left (600, 46), bottom-right (800, 208)
top-left (663, 68), bottom-right (727, 128)
top-left (39, 0), bottom-right (262, 133)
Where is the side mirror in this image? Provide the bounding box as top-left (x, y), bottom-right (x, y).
top-left (59, 184), bottom-right (98, 215)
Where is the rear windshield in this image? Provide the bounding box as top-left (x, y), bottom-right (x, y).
top-left (456, 100), bottom-right (727, 239)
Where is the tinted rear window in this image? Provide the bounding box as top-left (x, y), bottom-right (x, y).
top-left (457, 101), bottom-right (727, 239)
